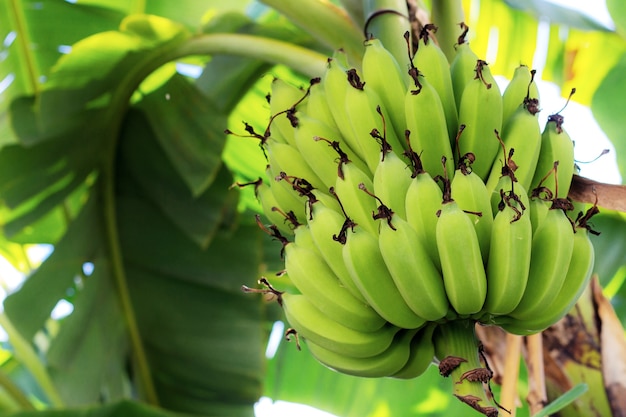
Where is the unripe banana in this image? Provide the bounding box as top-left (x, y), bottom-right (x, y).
top-left (450, 154), bottom-right (494, 264)
top-left (404, 69), bottom-right (454, 181)
top-left (497, 217), bottom-right (596, 335)
top-left (294, 114), bottom-right (367, 190)
top-left (263, 164), bottom-right (308, 224)
top-left (372, 141), bottom-right (412, 220)
top-left (344, 68), bottom-right (404, 171)
top-left (322, 50), bottom-right (353, 144)
top-left (414, 24), bottom-right (458, 144)
top-left (362, 37), bottom-right (409, 143)
top-left (342, 226), bottom-right (427, 329)
top-left (483, 184), bottom-right (532, 315)
top-left (250, 178), bottom-right (296, 236)
top-left (501, 65), bottom-right (540, 126)
top-left (375, 205), bottom-right (449, 321)
top-left (305, 77), bottom-right (339, 132)
top-left (531, 112), bottom-right (575, 198)
top-left (485, 97), bottom-right (541, 193)
top-left (269, 78), bottom-right (305, 147)
top-left (508, 203), bottom-right (575, 321)
top-left (305, 327), bottom-right (418, 377)
top-left (403, 142), bottom-right (444, 267)
top-left (284, 226), bottom-right (387, 333)
top-left (449, 23), bottom-right (479, 111)
top-left (307, 199), bottom-right (367, 303)
top-left (436, 166), bottom-right (487, 315)
top-left (267, 139), bottom-right (327, 192)
top-left (334, 158), bottom-right (378, 236)
top-left (391, 324), bottom-right (437, 379)
top-left (457, 60), bottom-right (503, 181)
top-left (280, 292), bottom-right (398, 358)
top-left (528, 187), bottom-right (552, 234)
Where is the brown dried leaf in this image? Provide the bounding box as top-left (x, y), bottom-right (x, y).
top-left (594, 278), bottom-right (626, 416)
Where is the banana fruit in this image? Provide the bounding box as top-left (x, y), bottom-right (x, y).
top-left (240, 22), bottom-right (600, 415)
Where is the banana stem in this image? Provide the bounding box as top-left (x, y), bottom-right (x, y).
top-left (362, 0), bottom-right (412, 73)
top-left (500, 333), bottom-right (522, 416)
top-left (436, 320), bottom-right (497, 416)
top-left (430, 0), bottom-right (466, 62)
top-left (525, 333), bottom-right (547, 414)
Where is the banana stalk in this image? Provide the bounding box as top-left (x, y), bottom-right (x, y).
top-left (434, 320), bottom-right (498, 417)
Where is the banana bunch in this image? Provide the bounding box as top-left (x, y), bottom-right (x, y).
top-left (240, 26), bottom-right (598, 414)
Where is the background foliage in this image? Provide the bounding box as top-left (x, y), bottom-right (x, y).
top-left (0, 0), bottom-right (624, 416)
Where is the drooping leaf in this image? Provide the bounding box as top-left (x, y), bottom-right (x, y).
top-left (607, 0), bottom-right (626, 40)
top-left (136, 74), bottom-right (226, 197)
top-left (503, 0), bottom-right (613, 32)
top-left (3, 192), bottom-right (101, 340)
top-left (592, 52), bottom-right (626, 180)
top-left (46, 258), bottom-right (129, 405)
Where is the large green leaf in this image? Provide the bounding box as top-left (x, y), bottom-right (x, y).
top-left (3, 192), bottom-right (100, 340)
top-left (46, 258), bottom-right (129, 405)
top-left (592, 52), bottom-right (626, 181)
top-left (503, 0), bottom-right (613, 31)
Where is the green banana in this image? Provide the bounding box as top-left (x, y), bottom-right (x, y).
top-left (414, 24), bottom-right (458, 144)
top-left (362, 37), bottom-right (409, 142)
top-left (508, 203), bottom-right (575, 321)
top-left (294, 114), bottom-right (367, 190)
top-left (305, 76), bottom-right (339, 133)
top-left (457, 59), bottom-right (503, 181)
top-left (307, 199), bottom-right (367, 302)
top-left (342, 225), bottom-right (427, 329)
top-left (483, 182), bottom-right (532, 315)
top-left (485, 95), bottom-right (541, 193)
top-left (284, 226), bottom-right (387, 333)
top-left (280, 292), bottom-right (398, 358)
top-left (375, 203), bottom-right (449, 321)
top-left (450, 154), bottom-right (494, 264)
top-left (436, 165), bottom-right (487, 315)
top-left (268, 77), bottom-right (306, 147)
top-left (404, 66), bottom-right (454, 181)
top-left (334, 157), bottom-right (378, 236)
top-left (372, 138), bottom-right (412, 220)
top-left (391, 324), bottom-right (437, 379)
top-left (531, 112), bottom-right (575, 198)
top-left (344, 68), bottom-right (404, 171)
top-left (497, 219), bottom-right (596, 335)
top-left (403, 139), bottom-right (444, 267)
top-left (501, 65), bottom-right (540, 126)
top-left (305, 327), bottom-right (418, 377)
top-left (250, 178), bottom-right (296, 236)
top-left (450, 23), bottom-right (479, 111)
top-left (322, 49), bottom-right (354, 143)
top-left (267, 138), bottom-right (327, 192)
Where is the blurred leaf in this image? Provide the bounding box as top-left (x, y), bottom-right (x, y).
top-left (3, 192), bottom-right (100, 340)
top-left (46, 259), bottom-right (129, 405)
top-left (592, 52), bottom-right (626, 180)
top-left (533, 384), bottom-right (588, 417)
top-left (503, 0), bottom-right (613, 31)
top-left (561, 29), bottom-right (625, 105)
top-left (606, 0), bottom-right (626, 40)
top-left (589, 211), bottom-right (626, 288)
top-left (3, 399), bottom-right (191, 417)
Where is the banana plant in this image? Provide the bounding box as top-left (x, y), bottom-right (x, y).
top-left (0, 0), bottom-right (625, 416)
